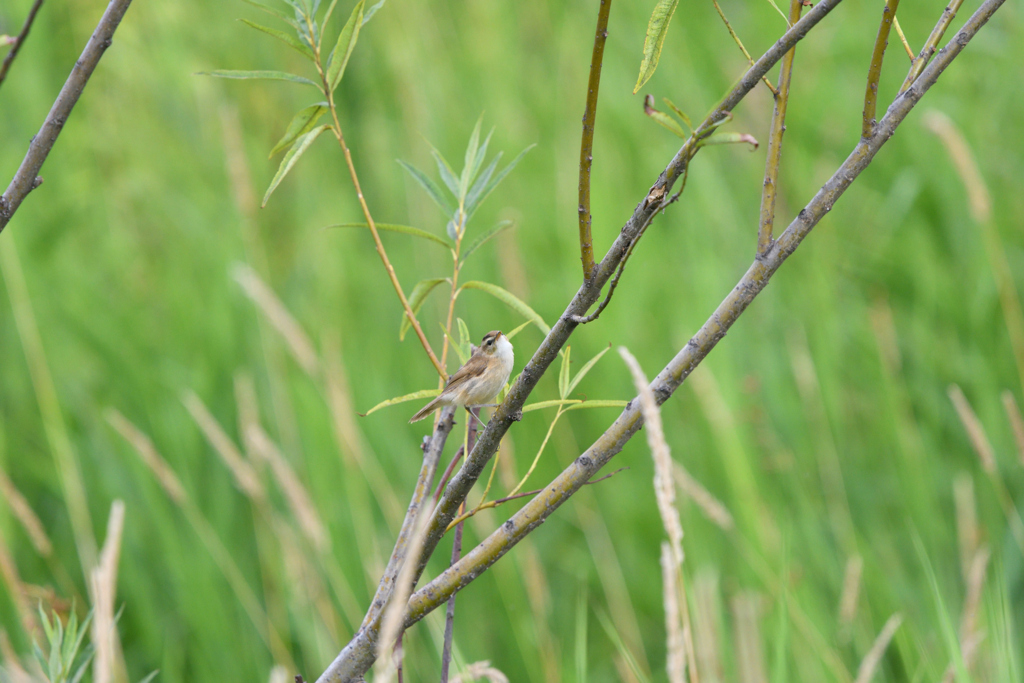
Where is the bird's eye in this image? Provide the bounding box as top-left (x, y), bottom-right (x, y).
top-left (487, 339), bottom-right (493, 346)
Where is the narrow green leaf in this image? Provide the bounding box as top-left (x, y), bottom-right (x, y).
top-left (270, 103), bottom-right (328, 157)
top-left (262, 124), bottom-right (330, 206)
top-left (644, 95), bottom-right (688, 139)
top-left (461, 220), bottom-right (515, 264)
top-left (595, 608), bottom-right (652, 683)
top-left (240, 19), bottom-right (314, 58)
top-left (633, 0), bottom-right (681, 94)
top-left (697, 132), bottom-right (759, 149)
top-left (200, 70), bottom-right (320, 88)
top-left (465, 152), bottom-right (501, 212)
top-left (559, 346), bottom-right (571, 399)
top-left (326, 0), bottom-right (363, 91)
top-left (466, 143), bottom-right (536, 219)
top-left (440, 324), bottom-right (469, 365)
top-left (567, 345), bottom-right (611, 396)
top-left (362, 388), bottom-right (441, 416)
top-left (457, 318), bottom-right (472, 357)
top-left (522, 399), bottom-right (583, 413)
top-left (400, 278), bottom-right (448, 341)
top-left (575, 589), bottom-right (589, 683)
top-left (242, 0), bottom-right (299, 27)
top-left (430, 147), bottom-right (462, 199)
top-left (504, 320), bottom-right (532, 340)
top-left (563, 399), bottom-right (628, 412)
top-left (663, 97), bottom-right (692, 131)
top-left (325, 222), bottom-right (454, 249)
top-left (460, 115), bottom-right (484, 198)
top-left (320, 0), bottom-right (340, 31)
top-left (459, 281), bottom-right (549, 335)
top-left (469, 128), bottom-right (494, 190)
top-left (397, 159), bottom-right (456, 216)
top-left (362, 0), bottom-right (386, 24)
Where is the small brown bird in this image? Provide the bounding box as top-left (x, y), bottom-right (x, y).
top-left (410, 330), bottom-right (514, 423)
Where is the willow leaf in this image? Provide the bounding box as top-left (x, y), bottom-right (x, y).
top-left (461, 220), bottom-right (515, 264)
top-left (522, 399), bottom-right (583, 413)
top-left (262, 124), bottom-right (330, 206)
top-left (459, 281), bottom-right (549, 335)
top-left (201, 70), bottom-right (319, 88)
top-left (398, 159), bottom-right (456, 216)
top-left (559, 346), bottom-right (572, 399)
top-left (362, 388), bottom-right (441, 416)
top-left (633, 0), bottom-right (681, 94)
top-left (567, 345), bottom-right (611, 396)
top-left (400, 278), bottom-right (448, 341)
top-left (240, 19), bottom-right (314, 58)
top-left (326, 0), bottom-right (363, 90)
top-left (563, 400), bottom-right (629, 412)
top-left (270, 103), bottom-right (328, 157)
top-left (325, 222), bottom-right (454, 249)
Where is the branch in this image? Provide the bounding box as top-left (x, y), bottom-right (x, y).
top-left (757, 0), bottom-right (805, 257)
top-left (402, 0), bottom-right (1005, 632)
top-left (712, 0), bottom-right (778, 95)
top-left (0, 0), bottom-right (45, 90)
top-left (315, 2), bottom-right (847, 679)
top-left (862, 0), bottom-right (902, 139)
top-left (900, 0), bottom-right (965, 92)
top-left (578, 0), bottom-right (612, 281)
top-left (0, 0), bottom-right (134, 235)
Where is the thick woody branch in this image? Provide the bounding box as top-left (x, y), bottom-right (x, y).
top-left (758, 0), bottom-right (804, 258)
top-left (862, 0), bottom-right (901, 139)
top-left (0, 0), bottom-right (134, 235)
top-left (315, 2), bottom-right (846, 679)
top-left (577, 0), bottom-right (612, 281)
top-left (403, 0), bottom-right (1004, 628)
top-left (0, 0), bottom-right (45, 89)
top-left (900, 0), bottom-right (965, 92)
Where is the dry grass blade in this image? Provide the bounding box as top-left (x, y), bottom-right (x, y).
top-left (106, 409), bottom-right (186, 504)
top-left (0, 530), bottom-right (35, 637)
top-left (731, 592), bottom-right (767, 683)
top-left (374, 500), bottom-right (436, 683)
top-left (619, 345), bottom-right (696, 683)
top-left (0, 630), bottom-right (34, 683)
top-left (673, 462), bottom-right (734, 531)
top-left (451, 660), bottom-right (510, 683)
top-left (853, 613), bottom-right (903, 683)
top-left (923, 111), bottom-right (991, 223)
top-left (1001, 390), bottom-right (1024, 467)
top-left (953, 473), bottom-right (979, 583)
top-left (91, 500), bottom-right (126, 683)
top-left (183, 391), bottom-right (265, 501)
top-left (0, 464), bottom-right (53, 556)
top-left (693, 571), bottom-right (724, 683)
top-left (246, 424), bottom-right (329, 552)
top-left (838, 555), bottom-right (863, 626)
top-left (940, 546), bottom-right (990, 682)
top-left (660, 543), bottom-right (685, 683)
top-left (233, 262), bottom-right (321, 377)
top-left (947, 385), bottom-right (996, 473)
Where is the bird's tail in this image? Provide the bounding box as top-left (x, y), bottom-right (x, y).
top-left (409, 395), bottom-right (444, 423)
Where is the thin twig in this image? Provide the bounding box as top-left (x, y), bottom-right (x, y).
top-left (578, 0), bottom-right (613, 281)
top-left (445, 468), bottom-right (629, 530)
top-left (892, 17), bottom-right (915, 61)
top-left (440, 416), bottom-right (477, 682)
top-left (0, 0), bottom-right (134, 234)
top-left (757, 0), bottom-right (805, 257)
top-left (862, 0), bottom-right (902, 139)
top-left (712, 0), bottom-right (778, 95)
top-left (315, 55), bottom-right (447, 380)
top-left (0, 0), bottom-right (45, 90)
top-left (401, 0), bottom-right (1006, 635)
top-left (901, 0), bottom-right (965, 92)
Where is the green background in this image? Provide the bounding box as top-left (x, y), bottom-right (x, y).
top-left (1, 0), bottom-right (1023, 680)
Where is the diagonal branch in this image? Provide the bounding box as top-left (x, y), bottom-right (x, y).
top-left (403, 0), bottom-right (1005, 635)
top-left (757, 0), bottom-right (805, 257)
top-left (862, 0), bottom-right (902, 139)
top-left (900, 0), bottom-right (965, 92)
top-left (578, 0), bottom-right (612, 281)
top-left (0, 0), bottom-right (45, 90)
top-left (0, 0), bottom-right (134, 235)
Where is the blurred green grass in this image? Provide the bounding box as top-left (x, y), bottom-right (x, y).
top-left (1, 0), bottom-right (1023, 681)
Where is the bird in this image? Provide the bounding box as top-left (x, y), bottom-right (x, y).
top-left (410, 330), bottom-right (514, 423)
